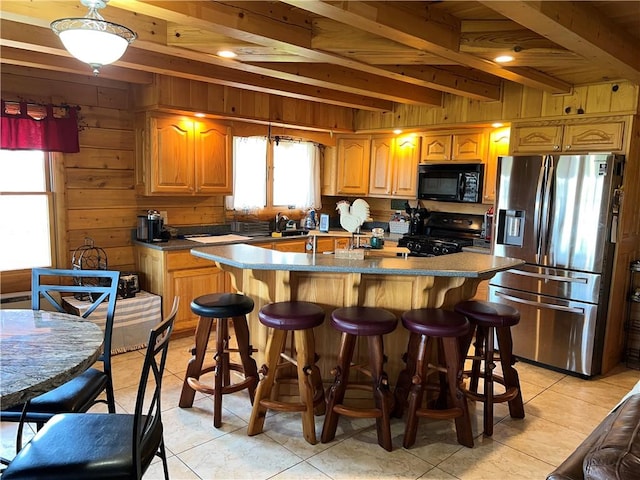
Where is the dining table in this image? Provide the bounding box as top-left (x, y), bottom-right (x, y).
top-left (0, 309), bottom-right (104, 409)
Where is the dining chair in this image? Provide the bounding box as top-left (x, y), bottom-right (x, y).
top-left (0, 267), bottom-right (120, 450)
top-left (2, 297), bottom-right (179, 480)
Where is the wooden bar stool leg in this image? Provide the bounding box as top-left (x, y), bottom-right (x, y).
top-left (496, 326), bottom-right (525, 419)
top-left (393, 331), bottom-right (420, 418)
top-left (213, 317), bottom-right (228, 428)
top-left (321, 333), bottom-right (356, 444)
top-left (470, 326), bottom-right (486, 394)
top-left (368, 335), bottom-right (393, 451)
top-left (179, 316), bottom-right (213, 408)
top-left (483, 326), bottom-right (495, 436)
top-left (403, 334), bottom-right (428, 448)
top-left (442, 336), bottom-right (473, 448)
top-left (248, 329), bottom-right (287, 436)
top-left (232, 315), bottom-right (259, 402)
top-left (294, 329), bottom-right (319, 445)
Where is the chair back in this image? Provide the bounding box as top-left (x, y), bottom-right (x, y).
top-left (133, 297), bottom-right (179, 478)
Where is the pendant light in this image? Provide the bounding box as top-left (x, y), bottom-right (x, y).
top-left (51, 0), bottom-right (136, 75)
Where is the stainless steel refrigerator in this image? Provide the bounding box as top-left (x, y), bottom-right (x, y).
top-left (489, 154), bottom-right (624, 377)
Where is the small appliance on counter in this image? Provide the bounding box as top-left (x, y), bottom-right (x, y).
top-left (137, 210), bottom-right (168, 243)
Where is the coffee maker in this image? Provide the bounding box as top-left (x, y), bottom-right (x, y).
top-left (137, 210), bottom-right (164, 243)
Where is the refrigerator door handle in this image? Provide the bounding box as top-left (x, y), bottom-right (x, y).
top-left (509, 269), bottom-right (589, 284)
top-left (494, 291), bottom-right (585, 314)
top-left (541, 156), bottom-right (555, 260)
top-left (534, 157), bottom-right (547, 263)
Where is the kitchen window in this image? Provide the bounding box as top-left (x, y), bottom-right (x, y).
top-left (226, 136), bottom-right (322, 213)
top-left (0, 150), bottom-right (57, 273)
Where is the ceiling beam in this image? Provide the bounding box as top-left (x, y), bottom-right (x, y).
top-left (0, 18), bottom-right (393, 112)
top-left (283, 0), bottom-right (572, 93)
top-left (480, 1), bottom-right (640, 83)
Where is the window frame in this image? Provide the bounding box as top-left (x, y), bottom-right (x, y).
top-left (0, 151), bottom-right (64, 294)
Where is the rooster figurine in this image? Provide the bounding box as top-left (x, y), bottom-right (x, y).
top-left (336, 199), bottom-right (371, 233)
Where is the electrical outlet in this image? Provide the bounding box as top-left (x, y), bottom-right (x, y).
top-left (160, 211), bottom-right (168, 225)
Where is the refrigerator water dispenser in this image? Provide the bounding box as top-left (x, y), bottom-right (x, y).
top-left (497, 209), bottom-right (525, 246)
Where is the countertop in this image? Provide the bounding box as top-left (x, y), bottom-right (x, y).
top-left (134, 230), bottom-right (404, 251)
top-left (190, 243), bottom-right (523, 278)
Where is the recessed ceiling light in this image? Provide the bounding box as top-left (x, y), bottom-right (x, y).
top-left (491, 122), bottom-right (504, 128)
top-left (393, 129), bottom-right (403, 135)
top-left (194, 113), bottom-right (206, 118)
top-left (217, 50), bottom-right (237, 58)
top-left (494, 55), bottom-right (514, 63)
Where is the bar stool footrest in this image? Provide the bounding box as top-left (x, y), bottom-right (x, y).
top-left (333, 404), bottom-right (383, 419)
top-left (259, 398), bottom-right (307, 413)
top-left (462, 386), bottom-right (519, 404)
top-left (416, 406), bottom-right (464, 420)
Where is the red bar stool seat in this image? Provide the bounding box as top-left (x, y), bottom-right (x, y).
top-left (321, 306), bottom-right (398, 451)
top-left (248, 301), bottom-right (326, 445)
top-left (393, 308), bottom-right (474, 448)
top-left (454, 300), bottom-right (525, 436)
top-left (179, 293), bottom-right (258, 428)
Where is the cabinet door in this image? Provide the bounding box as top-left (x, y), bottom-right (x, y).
top-left (510, 125), bottom-right (563, 154)
top-left (421, 134), bottom-right (451, 162)
top-left (150, 116), bottom-right (195, 194)
top-left (452, 132), bottom-right (484, 161)
top-left (273, 239), bottom-right (307, 252)
top-left (483, 127), bottom-right (510, 203)
top-left (168, 267), bottom-right (226, 334)
top-left (563, 122), bottom-right (624, 152)
top-left (195, 121), bottom-right (233, 194)
top-left (368, 137), bottom-right (393, 196)
top-left (321, 145), bottom-right (338, 196)
top-left (336, 137), bottom-right (370, 195)
top-left (393, 136), bottom-right (420, 197)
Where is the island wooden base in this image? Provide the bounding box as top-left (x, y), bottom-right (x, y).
top-left (220, 264), bottom-right (482, 384)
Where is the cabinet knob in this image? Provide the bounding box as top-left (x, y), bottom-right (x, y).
top-left (565, 145), bottom-right (571, 150)
top-left (553, 145), bottom-right (560, 151)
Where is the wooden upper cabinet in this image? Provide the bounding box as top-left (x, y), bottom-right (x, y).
top-left (321, 145), bottom-right (338, 196)
top-left (336, 137), bottom-right (370, 195)
top-left (483, 127), bottom-right (510, 204)
top-left (369, 135), bottom-right (419, 198)
top-left (194, 122), bottom-right (232, 194)
top-left (510, 122), bottom-right (624, 154)
top-left (421, 132), bottom-right (484, 162)
top-left (136, 112), bottom-right (232, 196)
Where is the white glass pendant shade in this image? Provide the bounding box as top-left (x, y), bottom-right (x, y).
top-left (51, 0), bottom-right (136, 75)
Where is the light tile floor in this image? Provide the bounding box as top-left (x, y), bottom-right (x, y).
top-left (2, 335), bottom-right (639, 480)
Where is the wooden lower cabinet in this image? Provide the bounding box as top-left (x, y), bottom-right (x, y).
top-left (136, 247), bottom-right (230, 335)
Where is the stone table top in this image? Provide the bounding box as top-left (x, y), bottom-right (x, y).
top-left (0, 309), bottom-right (104, 409)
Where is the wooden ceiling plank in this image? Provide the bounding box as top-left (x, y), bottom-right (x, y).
top-left (480, 1), bottom-right (640, 82)
top-left (284, 0), bottom-right (572, 93)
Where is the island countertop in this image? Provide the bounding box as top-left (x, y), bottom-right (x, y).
top-left (190, 243), bottom-right (522, 278)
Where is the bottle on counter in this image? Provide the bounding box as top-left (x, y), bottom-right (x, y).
top-left (370, 227), bottom-right (385, 249)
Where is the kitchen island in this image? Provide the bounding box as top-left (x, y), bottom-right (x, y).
top-left (191, 243), bottom-right (523, 382)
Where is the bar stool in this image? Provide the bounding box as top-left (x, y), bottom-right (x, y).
top-left (322, 306), bottom-right (397, 451)
top-left (393, 308), bottom-right (473, 448)
top-left (179, 293), bottom-right (258, 428)
top-left (454, 300), bottom-right (525, 436)
top-left (247, 301), bottom-right (326, 445)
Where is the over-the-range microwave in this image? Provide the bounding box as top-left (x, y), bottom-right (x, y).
top-left (417, 163), bottom-right (484, 203)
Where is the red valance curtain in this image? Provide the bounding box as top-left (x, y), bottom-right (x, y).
top-left (1, 100), bottom-right (80, 153)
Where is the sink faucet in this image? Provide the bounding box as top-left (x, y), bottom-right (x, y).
top-left (275, 212), bottom-right (282, 232)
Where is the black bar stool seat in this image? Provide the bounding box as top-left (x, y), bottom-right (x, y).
top-left (394, 308), bottom-right (473, 448)
top-left (454, 300), bottom-right (525, 437)
top-left (179, 293), bottom-right (258, 428)
top-left (248, 301), bottom-right (326, 445)
top-left (322, 306), bottom-right (397, 451)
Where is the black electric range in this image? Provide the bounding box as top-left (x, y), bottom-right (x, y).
top-left (397, 212), bottom-right (484, 256)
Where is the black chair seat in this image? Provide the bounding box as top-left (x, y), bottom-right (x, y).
top-left (191, 292), bottom-right (254, 318)
top-left (331, 306), bottom-right (397, 336)
top-left (2, 413), bottom-right (162, 480)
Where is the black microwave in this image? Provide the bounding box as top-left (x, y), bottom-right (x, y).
top-left (417, 163), bottom-right (484, 203)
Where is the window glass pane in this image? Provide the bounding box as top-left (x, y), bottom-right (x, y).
top-left (0, 150), bottom-right (46, 191)
top-left (232, 137), bottom-right (267, 209)
top-left (273, 142), bottom-right (312, 207)
top-left (0, 195), bottom-right (52, 271)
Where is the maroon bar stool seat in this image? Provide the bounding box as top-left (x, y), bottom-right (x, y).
top-left (393, 308), bottom-right (474, 448)
top-left (322, 306), bottom-right (398, 451)
top-left (248, 301), bottom-right (326, 445)
top-left (454, 300), bottom-right (525, 436)
top-left (179, 293), bottom-right (258, 428)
